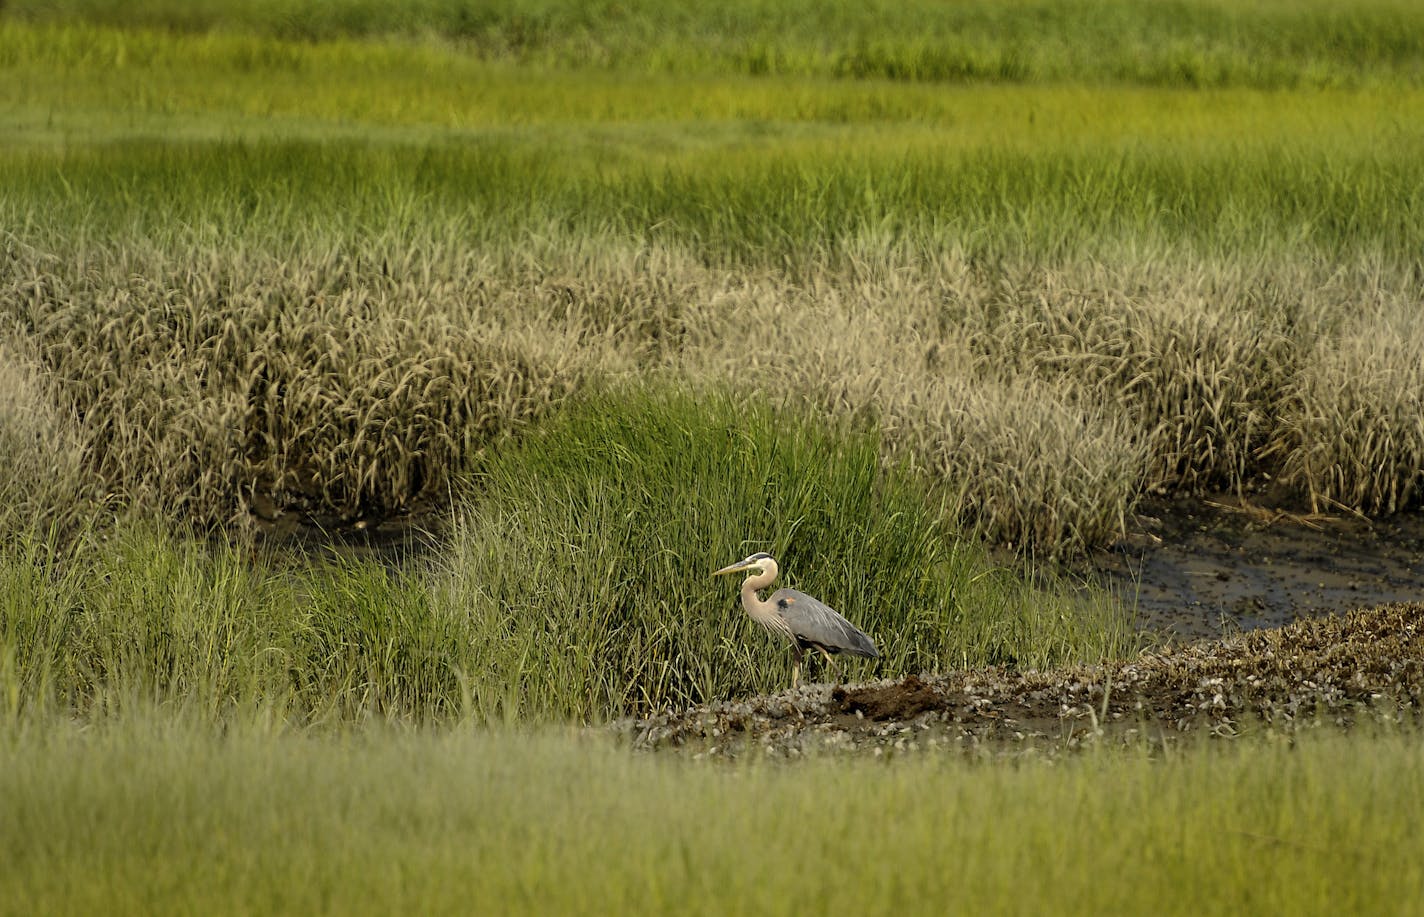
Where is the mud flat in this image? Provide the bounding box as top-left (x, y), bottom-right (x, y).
top-left (1086, 497), bottom-right (1424, 640)
top-left (620, 602), bottom-right (1424, 758)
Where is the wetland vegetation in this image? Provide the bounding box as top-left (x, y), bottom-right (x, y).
top-left (2, 1), bottom-right (1423, 912)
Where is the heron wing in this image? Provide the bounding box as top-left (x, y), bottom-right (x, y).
top-left (771, 588), bottom-right (879, 658)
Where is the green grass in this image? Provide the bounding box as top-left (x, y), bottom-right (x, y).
top-left (7, 0), bottom-right (1424, 88)
top-left (0, 390), bottom-right (1133, 724)
top-left (0, 523), bottom-right (468, 723)
top-left (3, 10), bottom-right (1422, 544)
top-left (4, 13), bottom-right (1424, 265)
top-left (2, 716), bottom-right (1420, 915)
top-left (442, 387), bottom-right (1129, 719)
top-left (2, 7), bottom-right (1423, 910)
top-left (6, 19), bottom-right (1424, 138)
top-left (3, 84), bottom-right (1421, 264)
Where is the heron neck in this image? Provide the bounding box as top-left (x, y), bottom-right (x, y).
top-left (741, 563), bottom-right (778, 602)
top-left (739, 561), bottom-right (790, 637)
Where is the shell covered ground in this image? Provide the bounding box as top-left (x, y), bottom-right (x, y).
top-left (618, 602), bottom-right (1424, 758)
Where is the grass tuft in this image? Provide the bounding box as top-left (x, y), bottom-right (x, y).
top-left (440, 386), bottom-right (1132, 720)
top-left (0, 324), bottom-right (102, 541)
top-left (4, 240), bottom-right (589, 529)
top-left (1279, 308), bottom-right (1424, 514)
top-left (967, 270), bottom-right (1309, 493)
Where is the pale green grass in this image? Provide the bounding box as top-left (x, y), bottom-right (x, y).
top-left (4, 130), bottom-right (1422, 266)
top-left (8, 0), bottom-right (1424, 88)
top-left (2, 24), bottom-right (1420, 263)
top-left (3, 16), bottom-right (1420, 263)
top-left (1, 717), bottom-right (1420, 916)
top-left (0, 524), bottom-right (469, 723)
top-left (5, 19), bottom-right (1424, 158)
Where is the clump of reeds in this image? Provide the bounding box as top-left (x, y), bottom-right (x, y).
top-left (1279, 308), bottom-right (1424, 514)
top-left (965, 267), bottom-right (1308, 493)
top-left (678, 282), bottom-right (1146, 554)
top-left (5, 243), bottom-right (593, 529)
top-left (438, 386), bottom-right (1131, 720)
top-left (0, 326), bottom-right (100, 540)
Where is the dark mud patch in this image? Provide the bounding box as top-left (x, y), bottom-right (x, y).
top-left (1083, 495), bottom-right (1424, 640)
top-left (249, 497), bottom-right (447, 568)
top-left (620, 602), bottom-right (1424, 758)
top-left (833, 675), bottom-right (943, 721)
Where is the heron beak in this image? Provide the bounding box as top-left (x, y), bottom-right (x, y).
top-left (712, 560), bottom-right (752, 577)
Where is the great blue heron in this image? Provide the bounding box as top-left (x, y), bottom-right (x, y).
top-left (713, 552), bottom-right (878, 689)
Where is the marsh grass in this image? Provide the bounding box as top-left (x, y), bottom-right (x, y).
top-left (4, 238), bottom-right (593, 528)
top-left (0, 328), bottom-right (103, 540)
top-left (7, 0), bottom-right (1424, 88)
top-left (1, 12), bottom-right (1423, 905)
top-left (1, 4), bottom-right (1422, 567)
top-left (967, 271), bottom-right (1309, 491)
top-left (678, 278), bottom-right (1148, 552)
top-left (6, 137), bottom-right (1423, 266)
top-left (441, 387), bottom-right (1131, 719)
top-left (0, 396), bottom-right (1134, 723)
top-left (6, 220), bottom-right (1424, 551)
top-left (0, 522), bottom-right (484, 722)
top-left (1280, 307), bottom-right (1424, 514)
top-left (2, 716), bottom-right (1422, 915)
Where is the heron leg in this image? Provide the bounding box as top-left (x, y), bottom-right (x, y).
top-left (817, 646), bottom-right (837, 684)
top-left (791, 645), bottom-right (804, 690)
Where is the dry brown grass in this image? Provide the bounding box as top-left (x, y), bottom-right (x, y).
top-left (0, 322), bottom-right (101, 540)
top-left (1279, 305), bottom-right (1424, 514)
top-left (674, 269), bottom-right (1145, 552)
top-left (4, 241), bottom-right (597, 528)
top-left (963, 265), bottom-right (1316, 492)
top-left (3, 231), bottom-right (1422, 551)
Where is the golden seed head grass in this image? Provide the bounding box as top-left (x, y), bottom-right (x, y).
top-left (4, 222), bottom-right (1423, 551)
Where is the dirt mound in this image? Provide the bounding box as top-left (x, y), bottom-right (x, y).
top-left (832, 675), bottom-right (944, 721)
top-left (620, 602), bottom-right (1424, 757)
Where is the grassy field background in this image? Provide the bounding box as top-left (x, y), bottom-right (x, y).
top-left (3, 717), bottom-right (1422, 916)
top-left (4, 8), bottom-right (1423, 551)
top-left (8, 0), bottom-right (1424, 88)
top-left (2, 3), bottom-right (1422, 910)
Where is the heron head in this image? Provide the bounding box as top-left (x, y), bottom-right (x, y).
top-left (712, 551), bottom-right (775, 577)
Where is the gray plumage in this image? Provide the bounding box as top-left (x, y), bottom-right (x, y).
top-left (770, 588), bottom-right (880, 659)
top-left (712, 552), bottom-right (878, 688)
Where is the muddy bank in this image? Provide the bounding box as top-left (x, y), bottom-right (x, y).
top-left (1084, 497), bottom-right (1424, 640)
top-left (267, 492), bottom-right (1424, 642)
top-left (619, 603), bottom-right (1424, 758)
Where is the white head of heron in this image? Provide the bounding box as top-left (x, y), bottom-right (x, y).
top-left (711, 551), bottom-right (774, 578)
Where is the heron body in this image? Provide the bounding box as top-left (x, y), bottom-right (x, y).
top-left (712, 552), bottom-right (878, 688)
